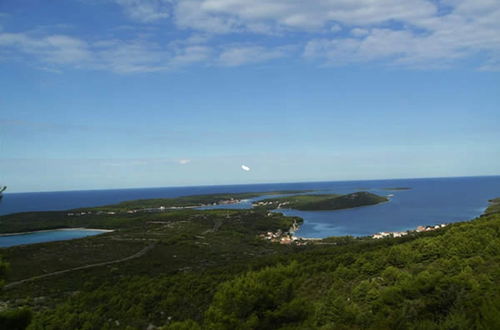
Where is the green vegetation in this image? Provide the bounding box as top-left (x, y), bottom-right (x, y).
top-left (256, 191), bottom-right (388, 211)
top-left (0, 207), bottom-right (303, 329)
top-left (0, 211), bottom-right (141, 233)
top-left (85, 190), bottom-right (312, 212)
top-left (484, 197), bottom-right (500, 216)
top-left (0, 308), bottom-right (32, 330)
top-left (0, 190), bottom-right (309, 234)
top-left (0, 193), bottom-right (499, 329)
top-left (0, 235), bottom-right (33, 329)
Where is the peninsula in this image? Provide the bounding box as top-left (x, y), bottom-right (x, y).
top-left (0, 190), bottom-right (310, 234)
top-left (253, 191), bottom-right (388, 211)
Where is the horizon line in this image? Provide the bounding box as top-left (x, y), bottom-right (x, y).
top-left (4, 174), bottom-right (500, 194)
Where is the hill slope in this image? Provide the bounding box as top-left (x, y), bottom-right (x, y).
top-left (256, 191), bottom-right (388, 211)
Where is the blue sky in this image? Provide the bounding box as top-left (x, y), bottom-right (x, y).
top-left (1, 0), bottom-right (499, 192)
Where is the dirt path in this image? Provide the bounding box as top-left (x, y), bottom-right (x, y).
top-left (3, 242), bottom-right (157, 290)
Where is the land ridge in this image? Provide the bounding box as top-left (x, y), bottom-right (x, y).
top-left (254, 191), bottom-right (388, 211)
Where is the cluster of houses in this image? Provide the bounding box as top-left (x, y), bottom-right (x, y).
top-left (259, 230), bottom-right (307, 245)
top-left (65, 198), bottom-right (245, 218)
top-left (372, 231), bottom-right (408, 239)
top-left (216, 198), bottom-right (241, 205)
top-left (67, 211), bottom-right (117, 216)
top-left (253, 200), bottom-right (290, 208)
top-left (372, 223), bottom-right (448, 239)
top-left (258, 220), bottom-right (308, 245)
top-left (416, 224), bottom-right (447, 232)
top-left (67, 207), bottom-right (181, 217)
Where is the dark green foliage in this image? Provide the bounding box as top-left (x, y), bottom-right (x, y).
top-left (205, 262), bottom-right (310, 330)
top-left (84, 190), bottom-right (312, 212)
top-left (203, 213), bottom-right (500, 329)
top-left (161, 319), bottom-right (201, 330)
top-left (0, 211), bottom-right (139, 233)
top-left (258, 191), bottom-right (388, 210)
top-left (0, 308), bottom-right (32, 330)
top-left (484, 197), bottom-right (500, 216)
top-left (0, 255), bottom-right (7, 288)
top-left (0, 247), bottom-right (33, 330)
top-left (0, 191), bottom-right (309, 233)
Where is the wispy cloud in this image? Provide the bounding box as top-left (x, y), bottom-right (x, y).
top-left (218, 45), bottom-right (292, 66)
top-left (1, 0), bottom-right (500, 71)
top-left (0, 30), bottom-right (200, 73)
top-left (173, 0), bottom-right (435, 32)
top-left (0, 27), bottom-right (294, 73)
top-left (114, 0), bottom-right (172, 23)
top-left (119, 0), bottom-right (500, 70)
top-left (0, 33), bottom-right (92, 64)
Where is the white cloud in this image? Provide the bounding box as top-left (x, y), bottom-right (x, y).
top-left (174, 0), bottom-right (243, 33)
top-left (305, 18), bottom-right (500, 68)
top-left (218, 45), bottom-right (291, 66)
top-left (92, 39), bottom-right (169, 73)
top-left (350, 28), bottom-right (369, 37)
top-left (170, 0), bottom-right (500, 69)
top-left (115, 0), bottom-right (171, 23)
top-left (2, 0), bottom-right (500, 71)
top-left (302, 0), bottom-right (500, 68)
top-left (330, 24), bottom-right (342, 33)
top-left (478, 58), bottom-right (500, 72)
top-left (172, 0), bottom-right (436, 32)
top-left (178, 159), bottom-right (191, 165)
top-left (170, 45), bottom-right (212, 65)
top-left (0, 32), bottom-right (170, 73)
top-left (0, 26), bottom-right (296, 73)
top-left (0, 33), bottom-right (92, 64)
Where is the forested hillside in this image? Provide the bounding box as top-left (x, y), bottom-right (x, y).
top-left (200, 213), bottom-right (500, 329)
top-left (256, 191), bottom-right (388, 211)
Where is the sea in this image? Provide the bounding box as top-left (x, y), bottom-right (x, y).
top-left (1, 176), bottom-right (499, 240)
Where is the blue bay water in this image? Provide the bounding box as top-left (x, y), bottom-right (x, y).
top-left (1, 176), bottom-right (499, 240)
top-left (0, 229), bottom-right (110, 248)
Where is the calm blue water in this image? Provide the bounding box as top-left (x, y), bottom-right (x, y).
top-left (0, 229), bottom-right (110, 248)
top-left (1, 176), bottom-right (499, 239)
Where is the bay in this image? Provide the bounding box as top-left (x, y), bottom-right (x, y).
top-left (1, 176), bottom-right (499, 239)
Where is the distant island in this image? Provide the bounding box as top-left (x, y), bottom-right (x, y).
top-left (253, 191), bottom-right (388, 211)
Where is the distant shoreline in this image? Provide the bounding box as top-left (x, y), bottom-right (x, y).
top-left (4, 174), bottom-right (499, 194)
